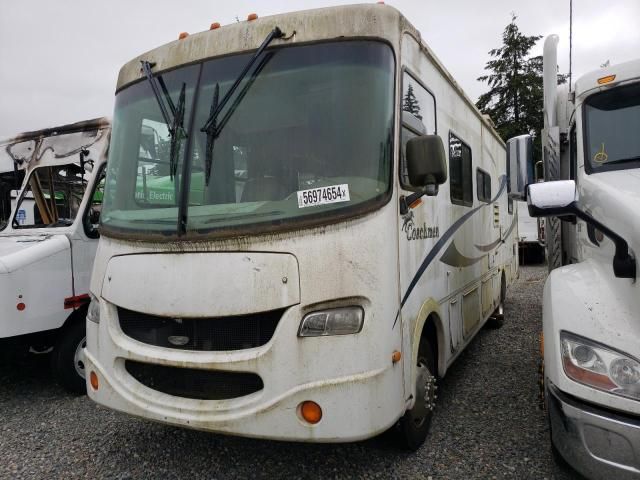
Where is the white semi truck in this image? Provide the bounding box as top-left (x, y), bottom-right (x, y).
top-left (514, 36), bottom-right (640, 479)
top-left (0, 118), bottom-right (110, 394)
top-left (85, 4), bottom-right (518, 448)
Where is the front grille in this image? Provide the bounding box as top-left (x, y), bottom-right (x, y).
top-left (125, 360), bottom-right (263, 400)
top-left (118, 307), bottom-right (283, 351)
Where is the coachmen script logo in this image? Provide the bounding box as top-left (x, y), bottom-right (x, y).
top-left (402, 211), bottom-right (440, 241)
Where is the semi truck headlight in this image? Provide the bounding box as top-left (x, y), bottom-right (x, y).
top-left (87, 294), bottom-right (100, 324)
top-left (561, 331), bottom-right (640, 400)
top-left (298, 307), bottom-right (364, 337)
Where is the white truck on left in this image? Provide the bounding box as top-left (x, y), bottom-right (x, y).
top-left (0, 118), bottom-right (109, 394)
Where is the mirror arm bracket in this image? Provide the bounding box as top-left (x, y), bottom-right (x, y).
top-left (571, 205), bottom-right (636, 279)
top-left (399, 190), bottom-right (425, 216)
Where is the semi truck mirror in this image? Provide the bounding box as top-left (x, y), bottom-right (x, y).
top-left (527, 180), bottom-right (636, 279)
top-left (526, 180), bottom-right (578, 217)
top-left (506, 134), bottom-right (534, 200)
top-left (406, 134), bottom-right (447, 193)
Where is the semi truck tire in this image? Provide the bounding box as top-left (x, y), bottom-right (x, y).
top-left (50, 311), bottom-right (87, 395)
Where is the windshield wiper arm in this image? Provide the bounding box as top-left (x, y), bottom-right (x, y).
top-left (200, 27), bottom-right (284, 185)
top-left (140, 61), bottom-right (188, 181)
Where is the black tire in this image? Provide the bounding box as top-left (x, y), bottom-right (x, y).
top-left (50, 314), bottom-right (87, 395)
top-left (486, 274), bottom-right (506, 329)
top-left (397, 336), bottom-right (437, 451)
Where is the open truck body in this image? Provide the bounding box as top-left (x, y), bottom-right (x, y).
top-left (85, 5), bottom-right (517, 446)
top-left (0, 118), bottom-right (110, 393)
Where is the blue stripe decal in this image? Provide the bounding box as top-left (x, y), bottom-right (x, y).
top-left (392, 175), bottom-right (507, 329)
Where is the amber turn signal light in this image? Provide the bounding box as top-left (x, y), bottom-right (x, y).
top-left (178, 32), bottom-right (189, 40)
top-left (90, 371), bottom-right (99, 391)
top-left (247, 13), bottom-right (258, 21)
top-left (210, 22), bottom-right (221, 30)
top-left (299, 401), bottom-right (322, 424)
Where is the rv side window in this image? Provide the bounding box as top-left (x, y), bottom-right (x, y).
top-left (476, 168), bottom-right (491, 203)
top-left (449, 132), bottom-right (473, 206)
top-left (400, 71), bottom-right (436, 190)
top-left (401, 71), bottom-right (436, 134)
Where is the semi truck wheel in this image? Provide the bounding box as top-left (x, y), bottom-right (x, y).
top-left (50, 313), bottom-right (87, 395)
top-left (398, 336), bottom-right (437, 450)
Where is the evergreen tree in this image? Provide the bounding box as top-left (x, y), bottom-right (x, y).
top-left (403, 84), bottom-right (422, 120)
top-left (476, 15), bottom-right (543, 158)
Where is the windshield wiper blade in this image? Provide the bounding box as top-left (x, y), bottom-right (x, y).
top-left (140, 61), bottom-right (188, 181)
top-left (200, 27), bottom-right (284, 185)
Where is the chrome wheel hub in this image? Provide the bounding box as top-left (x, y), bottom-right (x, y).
top-left (412, 360), bottom-right (437, 427)
top-left (74, 337), bottom-right (87, 379)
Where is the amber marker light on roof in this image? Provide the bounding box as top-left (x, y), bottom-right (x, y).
top-left (597, 74), bottom-right (616, 85)
top-left (210, 22), bottom-right (221, 30)
top-left (247, 13), bottom-right (258, 21)
top-left (178, 32), bottom-right (189, 40)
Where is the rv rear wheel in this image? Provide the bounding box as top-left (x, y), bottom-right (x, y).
top-left (50, 315), bottom-right (87, 395)
top-left (398, 336), bottom-right (437, 450)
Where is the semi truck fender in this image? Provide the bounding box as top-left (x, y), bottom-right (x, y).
top-left (542, 258), bottom-right (640, 413)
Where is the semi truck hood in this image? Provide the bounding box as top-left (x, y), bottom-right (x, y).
top-left (0, 234), bottom-right (70, 274)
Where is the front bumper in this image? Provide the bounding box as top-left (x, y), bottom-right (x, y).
top-left (547, 383), bottom-right (640, 479)
top-left (84, 305), bottom-right (404, 443)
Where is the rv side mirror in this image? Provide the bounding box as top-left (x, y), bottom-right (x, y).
top-left (406, 134), bottom-right (447, 196)
top-left (506, 134), bottom-right (534, 200)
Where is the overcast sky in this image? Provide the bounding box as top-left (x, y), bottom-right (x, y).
top-left (1, 0), bottom-right (638, 138)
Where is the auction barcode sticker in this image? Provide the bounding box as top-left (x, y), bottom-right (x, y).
top-left (297, 184), bottom-right (350, 208)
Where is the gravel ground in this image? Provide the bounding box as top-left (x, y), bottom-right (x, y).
top-left (0, 265), bottom-right (577, 479)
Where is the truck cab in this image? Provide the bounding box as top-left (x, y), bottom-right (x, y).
top-left (524, 35), bottom-right (640, 479)
top-left (0, 118), bottom-right (110, 394)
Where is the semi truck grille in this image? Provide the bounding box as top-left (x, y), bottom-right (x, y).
top-left (125, 360), bottom-right (263, 400)
top-left (117, 307), bottom-right (282, 351)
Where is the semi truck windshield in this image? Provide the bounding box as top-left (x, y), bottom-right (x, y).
top-left (101, 41), bottom-right (395, 239)
top-left (584, 82), bottom-right (640, 173)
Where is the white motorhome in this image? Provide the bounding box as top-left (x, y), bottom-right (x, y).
top-left (517, 36), bottom-right (640, 479)
top-left (0, 118), bottom-right (110, 394)
top-left (85, 5), bottom-right (518, 448)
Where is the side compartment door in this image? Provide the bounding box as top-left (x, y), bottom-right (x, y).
top-left (397, 35), bottom-right (443, 394)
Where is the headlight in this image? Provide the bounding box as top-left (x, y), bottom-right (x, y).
top-left (86, 293), bottom-right (100, 324)
top-left (561, 331), bottom-right (640, 400)
top-left (298, 307), bottom-right (364, 337)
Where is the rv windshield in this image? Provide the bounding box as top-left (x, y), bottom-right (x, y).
top-left (584, 82), bottom-right (640, 173)
top-left (101, 41), bottom-right (395, 239)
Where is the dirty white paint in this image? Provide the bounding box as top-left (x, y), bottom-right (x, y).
top-left (86, 5), bottom-right (517, 442)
